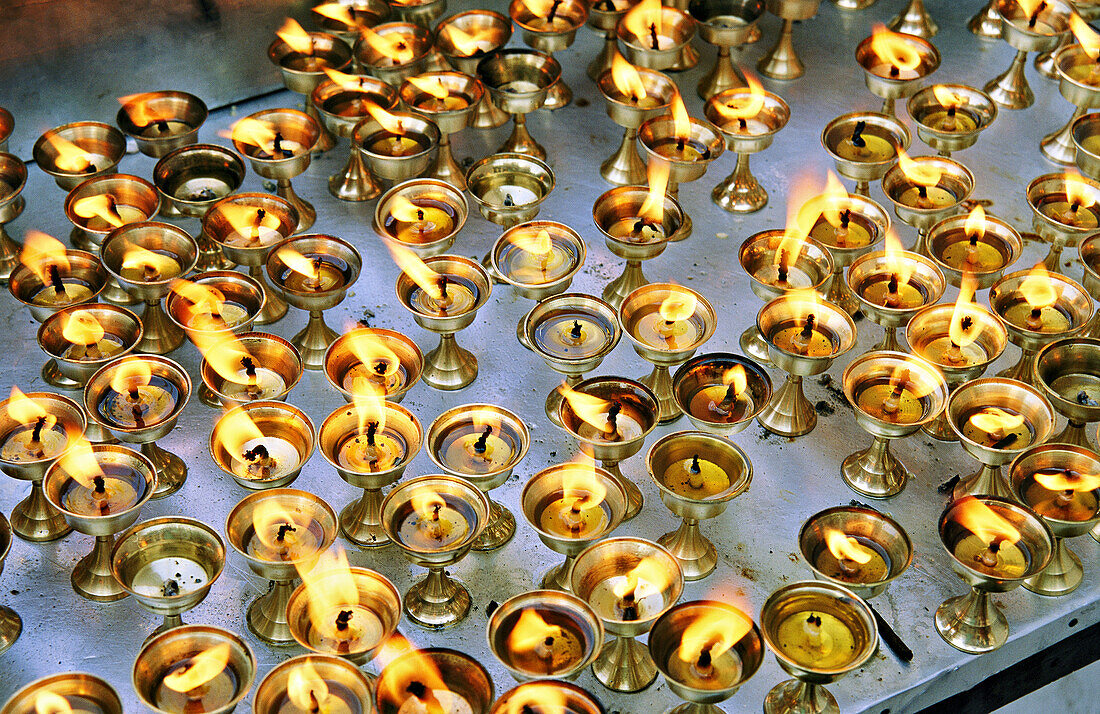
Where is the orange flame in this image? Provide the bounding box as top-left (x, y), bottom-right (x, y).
top-left (277, 246), bottom-right (321, 283)
top-left (346, 331), bottom-right (401, 389)
top-left (366, 103), bottom-right (406, 135)
top-left (777, 172), bottom-right (825, 275)
top-left (33, 692), bottom-right (74, 714)
top-left (322, 67), bottom-right (368, 91)
top-left (190, 332), bottom-right (256, 386)
top-left (898, 150), bottom-right (942, 190)
top-left (352, 389), bottom-right (386, 438)
top-left (120, 243), bottom-right (179, 282)
top-left (561, 461), bottom-right (607, 512)
top-left (610, 54), bottom-right (648, 102)
top-left (313, 3), bottom-right (358, 28)
top-left (72, 195), bottom-right (125, 230)
top-left (500, 684), bottom-right (567, 714)
top-left (387, 244), bottom-right (444, 301)
top-left (360, 26), bottom-right (416, 65)
top-left (825, 529), bottom-right (875, 565)
top-left (658, 287), bottom-right (697, 322)
top-left (623, 0), bottom-right (663, 45)
top-left (228, 117), bottom-right (279, 154)
top-left (6, 387), bottom-right (55, 432)
top-left (277, 18), bottom-right (314, 55)
top-left (294, 546), bottom-right (361, 644)
top-left (506, 608), bottom-right (560, 655)
top-left (1070, 13), bottom-right (1100, 61)
top-left (170, 279), bottom-right (229, 331)
top-left (949, 273), bottom-right (982, 350)
top-left (252, 498), bottom-right (311, 552)
top-left (557, 383), bottom-right (615, 436)
top-left (1064, 171), bottom-right (1096, 211)
top-left (117, 94), bottom-right (176, 130)
top-left (1034, 469), bottom-right (1100, 492)
top-left (1020, 263), bottom-right (1059, 311)
top-left (213, 408), bottom-right (266, 467)
top-left (968, 407), bottom-right (1025, 438)
top-left (61, 311), bottom-right (106, 348)
top-left (54, 436), bottom-right (106, 491)
top-left (45, 134), bottom-right (95, 173)
top-left (869, 24), bottom-right (921, 75)
top-left (932, 84), bottom-right (968, 110)
top-left (676, 608), bottom-right (753, 666)
top-left (511, 227), bottom-right (553, 257)
top-left (286, 659), bottom-right (332, 713)
top-left (406, 74), bottom-right (450, 101)
top-left (670, 92), bottom-right (691, 145)
top-left (217, 203), bottom-right (284, 247)
top-left (441, 24), bottom-right (496, 56)
top-left (819, 171), bottom-right (851, 231)
top-left (375, 636), bottom-right (450, 707)
top-left (884, 231), bottom-right (916, 295)
top-left (411, 491), bottom-right (447, 522)
top-left (714, 72), bottom-right (765, 122)
top-left (389, 195), bottom-right (450, 229)
top-left (611, 555), bottom-right (672, 601)
top-left (162, 643), bottom-right (232, 693)
top-left (109, 359), bottom-right (152, 397)
top-left (20, 231), bottom-right (70, 285)
top-left (639, 160), bottom-right (669, 225)
top-left (723, 365), bottom-right (747, 395)
top-left (951, 496), bottom-right (1022, 547)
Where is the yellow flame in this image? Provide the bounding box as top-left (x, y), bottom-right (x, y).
top-left (623, 0), bottom-right (663, 44)
top-left (277, 246), bottom-right (320, 282)
top-left (897, 150), bottom-right (942, 189)
top-left (777, 172), bottom-right (826, 275)
top-left (366, 102), bottom-right (406, 135)
top-left (657, 287), bottom-right (697, 322)
top-left (360, 26), bottom-right (415, 65)
top-left (1071, 13), bottom-right (1100, 61)
top-left (932, 84), bottom-right (968, 110)
top-left (252, 498), bottom-right (310, 551)
top-left (969, 407), bottom-right (1025, 437)
top-left (170, 279), bottom-right (228, 330)
top-left (55, 436), bottom-right (105, 491)
top-left (295, 546), bottom-right (361, 643)
top-left (191, 332), bottom-right (255, 386)
top-left (951, 496), bottom-right (1022, 547)
top-left (411, 491), bottom-right (447, 522)
top-left (1020, 262), bottom-right (1059, 311)
top-left (441, 24), bottom-right (495, 56)
top-left (723, 365), bottom-right (747, 395)
top-left (406, 74), bottom-right (449, 100)
top-left (869, 24), bottom-right (921, 74)
top-left (949, 273), bottom-right (982, 350)
top-left (20, 231), bottom-right (70, 285)
top-left (1064, 171), bottom-right (1096, 210)
top-left (286, 659), bottom-right (331, 712)
top-left (611, 554), bottom-right (672, 601)
top-left (375, 636), bottom-right (449, 706)
top-left (776, 288), bottom-right (824, 325)
top-left (561, 461), bottom-right (607, 511)
top-left (118, 93), bottom-right (182, 130)
top-left (277, 18), bottom-right (314, 55)
top-left (825, 529), bottom-right (875, 565)
top-left (670, 92), bottom-right (691, 144)
top-left (352, 389), bottom-right (386, 438)
top-left (109, 359), bottom-right (152, 396)
top-left (819, 171), bottom-right (851, 230)
top-left (216, 202), bottom-right (284, 245)
top-left (610, 54), bottom-right (647, 102)
top-left (6, 387), bottom-right (55, 431)
top-left (502, 685), bottom-right (567, 714)
top-left (965, 205), bottom-right (986, 242)
top-left (322, 67), bottom-right (367, 91)
top-left (557, 383), bottom-right (615, 436)
top-left (714, 72), bottom-right (765, 122)
top-left (72, 195), bottom-right (125, 229)
top-left (676, 608), bottom-right (752, 666)
top-left (61, 311), bottom-right (107, 347)
top-left (387, 244), bottom-right (444, 301)
top-left (346, 331), bottom-right (401, 386)
top-left (1034, 469), bottom-right (1100, 492)
top-left (388, 195), bottom-right (449, 229)
top-left (120, 243), bottom-right (179, 281)
top-left (214, 408), bottom-right (266, 464)
top-left (511, 227), bottom-right (553, 256)
top-left (639, 160), bottom-right (669, 225)
top-left (884, 231), bottom-right (916, 294)
top-left (228, 117), bottom-right (279, 154)
top-left (313, 3), bottom-right (358, 28)
top-left (162, 643), bottom-right (232, 693)
top-left (506, 608), bottom-right (560, 655)
top-left (45, 134), bottom-right (95, 173)
top-left (33, 692), bottom-right (74, 714)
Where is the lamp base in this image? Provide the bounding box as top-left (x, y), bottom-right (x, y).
top-left (658, 518), bottom-right (718, 581)
top-left (10, 479), bottom-right (72, 542)
top-left (757, 374), bottom-right (817, 438)
top-left (763, 680), bottom-right (838, 714)
top-left (592, 634), bottom-right (658, 693)
top-left (935, 586), bottom-right (1008, 654)
top-left (144, 441), bottom-right (187, 500)
top-left (404, 567), bottom-right (472, 629)
top-left (329, 147), bottom-right (381, 202)
top-left (603, 260), bottom-right (649, 311)
top-left (0, 605), bottom-right (21, 656)
top-left (41, 359), bottom-right (82, 390)
top-left (711, 153), bottom-right (768, 213)
top-left (640, 364), bottom-right (683, 424)
top-left (292, 311), bottom-right (339, 371)
top-left (423, 333), bottom-right (478, 390)
top-left (985, 50), bottom-right (1035, 110)
top-left (758, 20), bottom-right (804, 81)
top-left (1024, 537), bottom-right (1083, 597)
top-left (472, 499), bottom-right (516, 551)
top-left (842, 436), bottom-right (908, 499)
top-left (72, 534), bottom-right (128, 602)
top-left (247, 578), bottom-right (297, 645)
top-left (341, 488), bottom-right (390, 549)
top-left (600, 128), bottom-right (647, 187)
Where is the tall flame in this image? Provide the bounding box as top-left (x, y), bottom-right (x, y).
top-left (675, 608), bottom-right (753, 666)
top-left (286, 659), bottom-right (332, 713)
top-left (670, 92), bottom-right (691, 145)
top-left (1070, 13), bottom-right (1100, 61)
top-left (217, 203), bottom-right (283, 246)
top-left (72, 195), bottom-right (125, 229)
top-left (610, 54), bottom-right (648, 102)
top-left (55, 437), bottom-right (105, 491)
top-left (897, 150), bottom-right (943, 190)
top-left (714, 72), bottom-right (765, 122)
top-left (657, 287), bottom-right (697, 322)
top-left (561, 461), bottom-right (607, 512)
top-left (360, 26), bottom-right (415, 65)
top-left (951, 496), bottom-right (1022, 547)
top-left (352, 389), bottom-right (386, 438)
top-left (20, 231), bottom-right (70, 284)
top-left (623, 0), bottom-right (663, 44)
top-left (820, 171), bottom-right (851, 231)
top-left (965, 205), bottom-right (986, 242)
top-left (557, 383), bottom-right (615, 436)
top-left (276, 18), bottom-right (314, 55)
top-left (387, 244), bottom-right (444, 301)
top-left (366, 103), bottom-right (406, 135)
top-left (346, 331), bottom-right (401, 388)
top-left (161, 643), bottom-right (232, 693)
top-left (228, 117), bottom-right (279, 154)
top-left (723, 364), bottom-right (747, 395)
top-left (375, 636), bottom-right (449, 707)
top-left (825, 529), bottom-right (875, 565)
top-left (45, 134), bottom-right (95, 173)
top-left (777, 172), bottom-right (824, 275)
top-left (62, 311), bottom-right (106, 348)
top-left (406, 74), bottom-right (450, 101)
top-left (1020, 263), bottom-right (1059, 311)
top-left (511, 227), bottom-right (554, 257)
top-left (441, 24), bottom-right (495, 56)
top-left (1064, 171), bottom-right (1096, 211)
top-left (611, 555), bottom-right (672, 601)
top-left (191, 332), bottom-right (256, 386)
top-left (295, 546), bottom-right (361, 644)
top-left (883, 230), bottom-right (917, 295)
top-left (170, 279), bottom-right (229, 331)
top-left (213, 408), bottom-right (266, 465)
top-left (869, 24), bottom-right (921, 75)
top-left (252, 498), bottom-right (310, 551)
top-left (949, 273), bottom-right (982, 350)
top-left (639, 160), bottom-right (669, 225)
top-left (109, 359), bottom-right (152, 396)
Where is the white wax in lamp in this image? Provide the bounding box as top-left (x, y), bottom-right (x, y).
top-left (30, 267), bottom-right (94, 307)
top-left (438, 421), bottom-right (513, 475)
top-left (219, 365), bottom-right (288, 402)
top-left (481, 184), bottom-right (539, 208)
top-left (589, 572), bottom-right (665, 622)
top-left (130, 556), bottom-right (210, 597)
top-left (233, 436), bottom-right (300, 482)
top-left (395, 690), bottom-right (474, 714)
top-left (138, 119), bottom-right (193, 139)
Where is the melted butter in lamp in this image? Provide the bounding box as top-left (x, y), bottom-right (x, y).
top-left (281, 255), bottom-right (349, 293)
top-left (274, 679), bottom-right (361, 714)
top-left (688, 384), bottom-right (754, 424)
top-left (385, 200), bottom-right (457, 246)
top-left (95, 375), bottom-right (179, 429)
top-left (247, 516), bottom-right (325, 562)
top-left (60, 462), bottom-right (145, 516)
top-left (920, 335), bottom-right (988, 368)
top-left (337, 426), bottom-right (406, 473)
top-left (439, 422), bottom-right (513, 475)
top-left (532, 314), bottom-right (612, 360)
top-left (1078, 133), bottom-right (1100, 156)
top-left (505, 609), bottom-right (586, 676)
top-left (0, 416), bottom-right (69, 463)
top-left (415, 94), bottom-right (469, 112)
top-left (606, 216), bottom-right (666, 244)
top-left (154, 657), bottom-right (239, 714)
top-left (306, 606), bottom-right (385, 658)
top-left (499, 241), bottom-right (572, 285)
top-left (30, 275), bottom-right (94, 307)
top-left (661, 454), bottom-right (730, 499)
top-left (394, 689), bottom-right (473, 714)
top-left (632, 309), bottom-right (704, 352)
top-left (1022, 468), bottom-right (1100, 522)
top-left (939, 232), bottom-right (1006, 272)
top-left (921, 107), bottom-right (979, 134)
top-left (526, 15), bottom-right (575, 33)
top-left (621, 92), bottom-right (659, 110)
top-left (396, 493), bottom-right (471, 550)
top-left (589, 572), bottom-right (666, 622)
top-left (960, 407), bottom-right (1033, 449)
top-left (119, 253), bottom-right (183, 284)
top-left (138, 119), bottom-right (193, 139)
top-left (769, 316), bottom-right (836, 358)
top-left (410, 275), bottom-right (477, 317)
top-left (665, 642), bottom-right (743, 690)
top-left (775, 610), bottom-right (859, 670)
top-left (858, 273), bottom-right (927, 310)
top-left (130, 555), bottom-right (209, 597)
top-left (572, 402), bottom-right (645, 443)
top-left (1001, 301), bottom-right (1072, 333)
top-left (62, 334), bottom-right (125, 362)
top-left (538, 490), bottom-right (610, 538)
top-left (233, 437), bottom-right (301, 482)
top-left (481, 182), bottom-right (539, 208)
top-left (184, 300), bottom-right (251, 332)
top-left (751, 254), bottom-right (815, 290)
top-left (344, 362), bottom-right (407, 396)
top-left (814, 535), bottom-right (890, 584)
top-left (81, 204), bottom-right (148, 232)
top-left (1008, 16), bottom-right (1055, 35)
top-left (835, 121), bottom-right (895, 163)
top-left (897, 183), bottom-right (957, 210)
top-left (1040, 198), bottom-right (1100, 229)
top-left (855, 375), bottom-right (926, 424)
top-left (650, 136), bottom-right (710, 162)
top-left (809, 212), bottom-right (873, 249)
top-left (219, 364), bottom-right (288, 402)
top-left (367, 131), bottom-right (427, 158)
top-left (953, 532), bottom-right (1028, 578)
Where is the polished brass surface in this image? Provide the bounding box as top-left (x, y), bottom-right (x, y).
top-left (355, 22), bottom-right (434, 86)
top-left (400, 72), bottom-right (484, 188)
top-left (254, 655), bottom-right (373, 712)
top-left (881, 155), bottom-right (974, 254)
top-left (116, 91), bottom-right (209, 158)
top-left (490, 681), bottom-right (603, 714)
top-left (926, 212), bottom-right (1021, 290)
top-left (111, 516), bottom-right (226, 639)
top-left (0, 514), bottom-right (20, 655)
top-left (132, 625), bottom-right (256, 714)
top-left (618, 6), bottom-right (697, 71)
top-left (1035, 337), bottom-right (1100, 450)
top-left (821, 111), bottom-right (911, 197)
top-left (323, 327), bottom-right (423, 404)
top-left (8, 249), bottom-right (107, 324)
top-left (201, 332), bottom-right (303, 408)
top-left (847, 250), bottom-right (946, 352)
top-left (1072, 112), bottom-right (1100, 180)
top-left (596, 67), bottom-right (678, 186)
top-left (799, 505), bottom-right (913, 600)
top-left (311, 73), bottom-right (398, 201)
top-left (983, 0), bottom-right (1071, 110)
top-left (491, 220), bottom-right (585, 301)
top-left (435, 9), bottom-right (514, 129)
top-left (210, 401), bottom-right (316, 490)
top-left (476, 49), bottom-right (562, 158)
top-left (165, 270), bottom-right (265, 344)
top-left (1, 673), bottom-right (122, 714)
top-left (907, 84), bottom-right (997, 157)
top-left (38, 303), bottom-right (143, 391)
top-left (510, 0), bottom-right (587, 110)
top-left (63, 173), bottom-right (161, 252)
top-left (153, 144), bottom-right (246, 225)
top-left (672, 352), bottom-right (773, 436)
top-left (1027, 172), bottom-right (1100, 273)
top-left (757, 0), bottom-right (821, 80)
top-left (889, 0), bottom-right (938, 37)
top-left (285, 567), bottom-right (401, 663)
top-left (32, 122), bottom-right (126, 191)
top-left (0, 153), bottom-right (26, 284)
top-left (646, 430), bottom-right (752, 579)
top-left (704, 87), bottom-right (790, 214)
top-left (373, 178), bottom-right (468, 257)
top-left (486, 589), bottom-right (604, 680)
top-left (638, 115), bottom-right (725, 241)
top-left (690, 0), bottom-right (765, 99)
top-left (855, 30), bottom-right (940, 116)
top-left (352, 110), bottom-right (441, 184)
top-left (232, 108), bottom-right (321, 232)
top-left (467, 152), bottom-right (556, 230)
top-left (1041, 45), bottom-right (1100, 166)
top-left (375, 648), bottom-right (494, 714)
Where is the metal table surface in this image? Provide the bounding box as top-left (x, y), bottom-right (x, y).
top-left (1, 1), bottom-right (1098, 712)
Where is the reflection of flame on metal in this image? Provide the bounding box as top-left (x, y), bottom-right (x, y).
top-left (675, 607), bottom-right (752, 673)
top-left (869, 24), bottom-right (921, 76)
top-left (276, 18), bottom-right (315, 55)
top-left (161, 642), bottom-right (232, 694)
